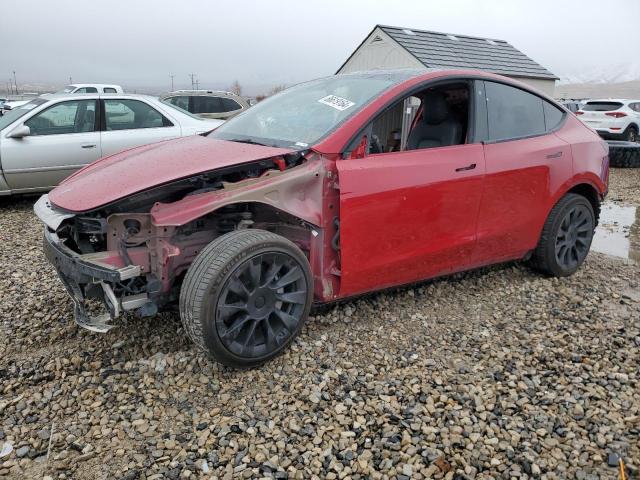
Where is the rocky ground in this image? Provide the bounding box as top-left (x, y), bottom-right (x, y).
top-left (608, 168), bottom-right (640, 206)
top-left (1, 169), bottom-right (638, 480)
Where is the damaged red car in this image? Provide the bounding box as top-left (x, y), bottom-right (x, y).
top-left (36, 69), bottom-right (609, 367)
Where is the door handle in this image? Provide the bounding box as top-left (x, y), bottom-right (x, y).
top-left (81, 144), bottom-right (97, 149)
top-left (455, 163), bottom-right (476, 172)
top-left (546, 151), bottom-right (562, 159)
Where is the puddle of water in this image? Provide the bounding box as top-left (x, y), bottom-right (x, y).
top-left (591, 202), bottom-right (639, 260)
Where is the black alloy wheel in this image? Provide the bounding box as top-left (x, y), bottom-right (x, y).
top-left (215, 252), bottom-right (308, 358)
top-left (554, 204), bottom-right (593, 271)
top-left (180, 229), bottom-right (313, 368)
top-left (529, 193), bottom-right (596, 277)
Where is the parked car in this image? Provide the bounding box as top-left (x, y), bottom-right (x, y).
top-left (35, 69), bottom-right (608, 367)
top-left (559, 100), bottom-right (584, 113)
top-left (56, 84), bottom-right (124, 94)
top-left (0, 93), bottom-right (222, 195)
top-left (576, 99), bottom-right (640, 142)
top-left (2, 100), bottom-right (30, 113)
top-left (160, 90), bottom-right (249, 120)
top-left (0, 98), bottom-right (7, 114)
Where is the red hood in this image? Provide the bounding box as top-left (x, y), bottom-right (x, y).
top-left (49, 136), bottom-right (293, 212)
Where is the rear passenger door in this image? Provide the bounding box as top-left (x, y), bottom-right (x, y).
top-left (474, 80), bottom-right (572, 265)
top-left (100, 98), bottom-right (181, 156)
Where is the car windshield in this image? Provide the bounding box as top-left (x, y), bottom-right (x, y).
top-left (208, 75), bottom-right (399, 147)
top-left (0, 99), bottom-right (47, 131)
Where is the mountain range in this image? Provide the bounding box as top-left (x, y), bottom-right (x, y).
top-left (558, 63), bottom-right (640, 85)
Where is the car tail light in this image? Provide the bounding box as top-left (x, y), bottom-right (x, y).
top-left (575, 111), bottom-right (584, 115)
top-left (605, 112), bottom-right (627, 118)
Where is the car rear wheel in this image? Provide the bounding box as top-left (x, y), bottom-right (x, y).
top-left (624, 126), bottom-right (638, 143)
top-left (529, 193), bottom-right (595, 277)
top-left (179, 229), bottom-right (313, 368)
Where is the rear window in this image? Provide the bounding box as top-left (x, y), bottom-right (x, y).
top-left (582, 102), bottom-right (623, 111)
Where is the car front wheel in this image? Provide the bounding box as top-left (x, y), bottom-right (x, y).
top-left (529, 193), bottom-right (595, 277)
top-left (180, 229), bottom-right (313, 368)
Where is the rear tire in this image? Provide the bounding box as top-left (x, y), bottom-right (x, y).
top-left (623, 125), bottom-right (638, 143)
top-left (180, 229), bottom-right (313, 368)
top-left (529, 193), bottom-right (595, 277)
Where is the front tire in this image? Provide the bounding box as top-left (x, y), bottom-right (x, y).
top-left (529, 193), bottom-right (595, 277)
top-left (180, 229), bottom-right (313, 368)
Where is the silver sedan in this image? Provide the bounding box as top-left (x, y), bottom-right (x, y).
top-left (0, 93), bottom-right (223, 195)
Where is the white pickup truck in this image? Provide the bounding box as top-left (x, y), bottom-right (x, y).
top-left (56, 84), bottom-right (124, 94)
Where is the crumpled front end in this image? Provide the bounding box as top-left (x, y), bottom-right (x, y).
top-left (34, 151), bottom-right (332, 333)
top-left (36, 195), bottom-right (156, 332)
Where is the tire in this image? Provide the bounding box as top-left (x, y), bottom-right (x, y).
top-left (529, 193), bottom-right (595, 277)
top-left (623, 125), bottom-right (638, 143)
top-left (608, 140), bottom-right (640, 168)
top-left (179, 229), bottom-right (313, 368)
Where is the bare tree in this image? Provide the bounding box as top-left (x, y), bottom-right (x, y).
top-left (230, 80), bottom-right (242, 96)
top-left (268, 84), bottom-right (286, 96)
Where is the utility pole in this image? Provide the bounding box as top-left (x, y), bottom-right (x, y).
top-left (169, 73), bottom-right (175, 91)
top-left (69, 76), bottom-right (73, 84)
top-left (12, 71), bottom-right (18, 95)
top-left (195, 79), bottom-right (200, 90)
top-left (188, 73), bottom-right (196, 90)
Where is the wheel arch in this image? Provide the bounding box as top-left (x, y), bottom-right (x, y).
top-left (565, 182), bottom-right (602, 225)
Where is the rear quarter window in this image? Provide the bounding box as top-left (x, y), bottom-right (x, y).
top-left (543, 101), bottom-right (565, 131)
top-left (485, 81), bottom-right (545, 141)
top-left (220, 97), bottom-right (243, 112)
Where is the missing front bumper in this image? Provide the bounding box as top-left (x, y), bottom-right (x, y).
top-left (43, 228), bottom-right (148, 332)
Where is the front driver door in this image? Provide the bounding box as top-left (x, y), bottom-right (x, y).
top-left (336, 142), bottom-right (485, 297)
top-left (1, 99), bottom-right (101, 191)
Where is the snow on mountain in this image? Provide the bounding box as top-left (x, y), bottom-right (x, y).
top-left (558, 63), bottom-right (640, 84)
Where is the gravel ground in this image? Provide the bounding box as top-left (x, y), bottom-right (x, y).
top-left (1, 169), bottom-right (639, 480)
top-left (608, 168), bottom-right (640, 205)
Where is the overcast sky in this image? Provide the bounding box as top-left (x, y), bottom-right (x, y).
top-left (3, 0), bottom-right (639, 94)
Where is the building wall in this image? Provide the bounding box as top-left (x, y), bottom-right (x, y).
top-left (338, 27), bottom-right (423, 74)
top-left (338, 28), bottom-right (556, 97)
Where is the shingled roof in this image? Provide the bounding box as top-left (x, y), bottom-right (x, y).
top-left (339, 25), bottom-right (558, 80)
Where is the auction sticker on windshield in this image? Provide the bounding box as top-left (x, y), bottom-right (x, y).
top-left (318, 95), bottom-right (355, 111)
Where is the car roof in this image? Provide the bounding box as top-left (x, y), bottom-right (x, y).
top-left (332, 68), bottom-right (548, 88)
top-left (67, 83), bottom-right (122, 88)
top-left (167, 89), bottom-right (236, 95)
top-left (585, 99), bottom-right (638, 103)
top-left (40, 93), bottom-right (159, 101)
top-left (161, 90), bottom-right (242, 99)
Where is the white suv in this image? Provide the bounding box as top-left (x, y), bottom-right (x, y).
top-left (576, 99), bottom-right (640, 142)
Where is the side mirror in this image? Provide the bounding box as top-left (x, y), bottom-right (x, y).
top-left (8, 125), bottom-right (31, 138)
